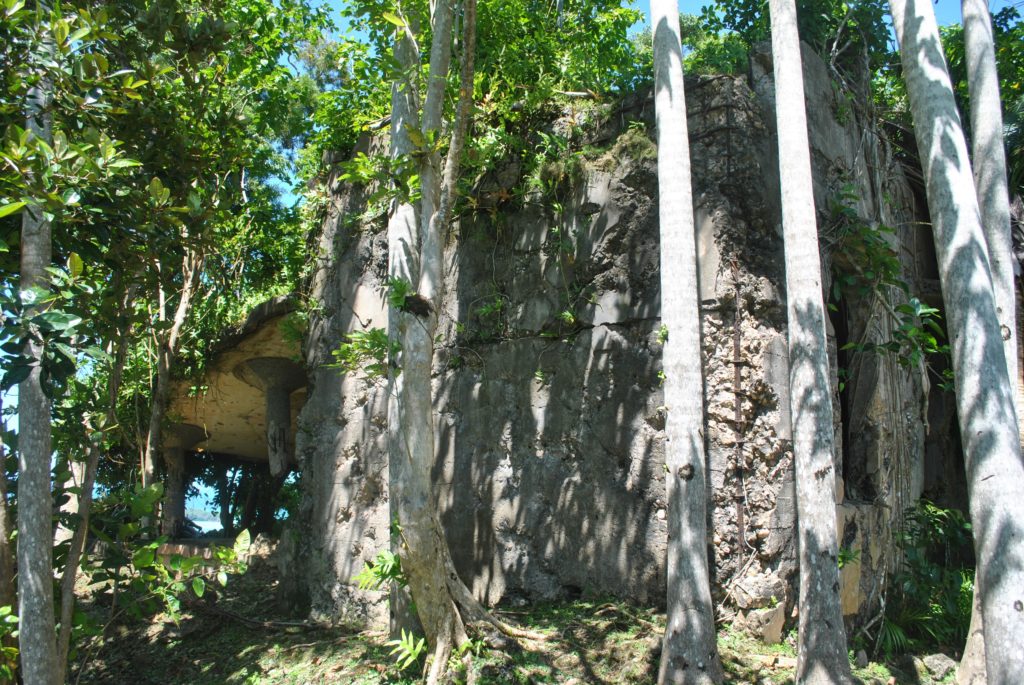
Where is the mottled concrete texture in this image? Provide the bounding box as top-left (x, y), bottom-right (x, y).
top-left (285, 46), bottom-right (953, 639)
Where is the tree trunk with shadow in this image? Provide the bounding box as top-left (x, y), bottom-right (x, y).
top-left (769, 0), bottom-right (854, 681)
top-left (383, 4), bottom-right (542, 683)
top-left (891, 0), bottom-right (1024, 682)
top-left (958, 0), bottom-right (1018, 680)
top-left (16, 30), bottom-right (60, 684)
top-left (651, 1), bottom-right (723, 682)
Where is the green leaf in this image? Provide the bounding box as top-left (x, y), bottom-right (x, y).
top-left (192, 577), bottom-right (205, 598)
top-left (34, 311), bottom-right (83, 332)
top-left (1, 363), bottom-right (32, 389)
top-left (0, 201), bottom-right (26, 218)
top-left (67, 252), bottom-right (83, 278)
top-left (381, 11), bottom-right (406, 27)
top-left (5, 1), bottom-right (25, 18)
top-left (67, 26), bottom-right (91, 44)
top-left (132, 546), bottom-right (155, 569)
top-left (233, 528), bottom-right (251, 556)
top-left (217, 570), bottom-right (228, 586)
top-left (54, 20), bottom-right (69, 46)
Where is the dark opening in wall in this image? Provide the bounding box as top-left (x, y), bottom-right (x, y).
top-left (921, 332), bottom-right (969, 514)
top-left (829, 293), bottom-right (855, 499)
top-left (907, 180), bottom-right (968, 514)
top-left (828, 288), bottom-right (878, 502)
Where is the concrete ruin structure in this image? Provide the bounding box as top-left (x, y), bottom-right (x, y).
top-left (163, 297), bottom-right (307, 535)
top-left (169, 46), bottom-right (967, 642)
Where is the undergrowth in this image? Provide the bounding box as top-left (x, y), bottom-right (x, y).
top-left (72, 541), bottom-right (937, 685)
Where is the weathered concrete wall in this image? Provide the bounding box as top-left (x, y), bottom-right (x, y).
top-left (285, 46), bottom-right (943, 638)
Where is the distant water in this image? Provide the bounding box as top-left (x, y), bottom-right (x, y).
top-left (194, 520), bottom-right (222, 533)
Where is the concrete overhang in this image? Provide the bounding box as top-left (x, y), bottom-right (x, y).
top-left (168, 296), bottom-right (306, 465)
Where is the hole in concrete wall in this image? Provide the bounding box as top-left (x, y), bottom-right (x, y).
top-left (829, 295), bottom-right (877, 501)
top-left (921, 338), bottom-right (969, 514)
top-left (829, 296), bottom-right (853, 494)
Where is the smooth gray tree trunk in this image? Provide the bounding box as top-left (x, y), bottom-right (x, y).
top-left (17, 47), bottom-right (60, 684)
top-left (650, 2), bottom-right (722, 683)
top-left (384, 4), bottom-right (471, 682)
top-left (890, 0), bottom-right (1024, 682)
top-left (769, 0), bottom-right (854, 682)
top-left (962, 0), bottom-right (1017, 390)
top-left (958, 2), bottom-right (1017, 681)
top-left (383, 6), bottom-right (538, 682)
top-left (385, 14), bottom-right (422, 645)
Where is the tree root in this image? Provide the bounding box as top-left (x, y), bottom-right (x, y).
top-left (444, 562), bottom-right (548, 642)
top-left (417, 565), bottom-right (548, 685)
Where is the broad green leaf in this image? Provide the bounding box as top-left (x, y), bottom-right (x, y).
top-left (54, 20), bottom-right (69, 46)
top-left (1, 363), bottom-right (32, 388)
top-left (0, 201), bottom-right (26, 219)
top-left (217, 570), bottom-right (228, 586)
top-left (67, 26), bottom-right (90, 44)
top-left (67, 252), bottom-right (83, 277)
top-left (234, 528), bottom-right (251, 555)
top-left (192, 577), bottom-right (205, 598)
top-left (34, 311), bottom-right (83, 332)
top-left (132, 546), bottom-right (155, 569)
top-left (5, 1), bottom-right (25, 18)
top-left (381, 11), bottom-right (406, 27)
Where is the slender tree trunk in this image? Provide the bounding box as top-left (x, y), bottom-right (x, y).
top-left (161, 446), bottom-right (187, 536)
top-left (143, 339), bottom-right (170, 488)
top-left (962, 0), bottom-right (1017, 388)
top-left (253, 474), bottom-right (283, 535)
top-left (55, 436), bottom-right (98, 675)
top-left (650, 2), bottom-right (722, 683)
top-left (385, 19), bottom-right (422, 642)
top-left (958, 1), bottom-right (1017, 678)
top-left (231, 469), bottom-right (252, 534)
top-left (143, 250), bottom-right (201, 494)
top-left (239, 469), bottom-right (259, 533)
top-left (769, 1), bottom-right (854, 683)
top-left (56, 332), bottom-right (128, 681)
top-left (17, 32), bottom-right (60, 683)
top-left (890, 1), bottom-right (1024, 682)
top-left (385, 5), bottom-right (536, 682)
top-left (386, 2), bottom-right (467, 677)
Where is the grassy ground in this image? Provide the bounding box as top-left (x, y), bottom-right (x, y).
top-left (69, 551), bottom-right (948, 685)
